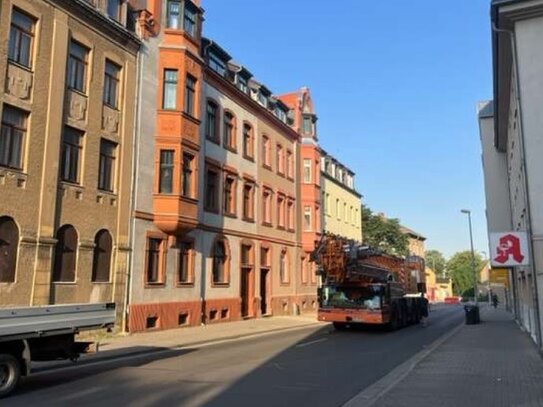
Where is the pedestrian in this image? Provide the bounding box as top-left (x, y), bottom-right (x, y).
top-left (492, 293), bottom-right (499, 309)
top-left (421, 295), bottom-right (429, 327)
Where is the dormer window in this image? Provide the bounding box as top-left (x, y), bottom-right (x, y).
top-left (209, 52), bottom-right (226, 76)
top-left (238, 76), bottom-right (248, 93)
top-left (107, 0), bottom-right (121, 21)
top-left (275, 107), bottom-right (287, 123)
top-left (258, 92), bottom-right (267, 108)
top-left (302, 115), bottom-right (313, 135)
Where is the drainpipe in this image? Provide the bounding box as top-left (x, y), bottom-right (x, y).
top-left (492, 21), bottom-right (542, 348)
top-left (124, 38), bottom-right (145, 333)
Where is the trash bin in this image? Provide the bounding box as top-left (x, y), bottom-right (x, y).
top-left (464, 304), bottom-right (480, 325)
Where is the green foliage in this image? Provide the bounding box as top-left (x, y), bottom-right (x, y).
top-left (447, 251), bottom-right (485, 295)
top-left (361, 205), bottom-right (409, 256)
top-left (425, 249), bottom-right (446, 276)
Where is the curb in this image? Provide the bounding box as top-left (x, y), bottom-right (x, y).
top-left (342, 321), bottom-right (465, 407)
top-left (32, 321), bottom-right (325, 374)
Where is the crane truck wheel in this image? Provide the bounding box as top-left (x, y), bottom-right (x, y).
top-left (0, 353), bottom-right (21, 398)
top-left (388, 308), bottom-right (399, 331)
top-left (333, 322), bottom-right (348, 331)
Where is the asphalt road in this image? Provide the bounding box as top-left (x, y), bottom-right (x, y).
top-left (4, 304), bottom-right (464, 407)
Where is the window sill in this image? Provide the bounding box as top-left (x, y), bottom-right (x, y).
top-left (91, 281), bottom-right (112, 285)
top-left (243, 217), bottom-right (255, 223)
top-left (60, 181), bottom-right (84, 190)
top-left (206, 136), bottom-right (221, 145)
top-left (182, 111), bottom-right (201, 124)
top-left (181, 195), bottom-right (198, 204)
top-left (277, 226), bottom-right (286, 231)
top-left (103, 102), bottom-right (120, 111)
top-left (7, 59), bottom-right (33, 74)
top-left (243, 154), bottom-right (255, 162)
top-left (211, 282), bottom-right (230, 288)
top-left (145, 283), bottom-right (166, 288)
top-left (262, 164), bottom-right (272, 171)
top-left (277, 172), bottom-right (285, 178)
top-left (287, 176), bottom-right (294, 182)
top-left (0, 166), bottom-right (26, 176)
top-left (224, 146), bottom-right (238, 154)
top-left (177, 282), bottom-right (195, 288)
top-left (205, 207), bottom-right (220, 214)
top-left (52, 281), bottom-right (77, 285)
top-left (224, 212), bottom-right (237, 219)
top-left (262, 222), bottom-right (273, 228)
top-left (98, 189), bottom-right (117, 197)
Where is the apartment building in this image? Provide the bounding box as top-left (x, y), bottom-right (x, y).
top-left (128, 0), bottom-right (310, 332)
top-left (320, 152), bottom-right (362, 242)
top-left (479, 0), bottom-right (543, 346)
top-left (0, 0), bottom-right (140, 322)
top-left (400, 225), bottom-right (426, 257)
top-left (278, 87), bottom-right (321, 313)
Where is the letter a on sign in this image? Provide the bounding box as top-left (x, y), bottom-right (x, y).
top-left (490, 232), bottom-right (529, 267)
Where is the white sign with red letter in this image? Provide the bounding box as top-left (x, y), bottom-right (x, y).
top-left (490, 232), bottom-right (529, 267)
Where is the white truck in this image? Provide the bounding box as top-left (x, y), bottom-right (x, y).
top-left (0, 302), bottom-right (116, 398)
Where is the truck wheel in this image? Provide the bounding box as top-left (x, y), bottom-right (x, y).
top-left (333, 322), bottom-right (348, 331)
top-left (0, 353), bottom-right (21, 398)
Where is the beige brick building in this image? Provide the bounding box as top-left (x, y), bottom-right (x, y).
top-left (0, 0), bottom-right (140, 323)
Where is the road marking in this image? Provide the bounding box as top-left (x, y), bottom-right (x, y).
top-left (295, 337), bottom-right (328, 348)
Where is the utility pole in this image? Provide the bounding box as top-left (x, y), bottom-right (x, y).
top-left (461, 209), bottom-right (478, 304)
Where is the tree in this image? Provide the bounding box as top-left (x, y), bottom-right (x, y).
top-left (446, 251), bottom-right (485, 295)
top-left (361, 205), bottom-right (409, 256)
top-left (425, 249), bottom-right (447, 277)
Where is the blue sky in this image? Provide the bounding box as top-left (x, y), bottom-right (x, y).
top-left (203, 0), bottom-right (492, 259)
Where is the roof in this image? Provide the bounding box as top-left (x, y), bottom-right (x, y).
top-left (477, 100), bottom-right (494, 119)
top-left (400, 225), bottom-right (426, 241)
top-left (276, 92), bottom-right (299, 110)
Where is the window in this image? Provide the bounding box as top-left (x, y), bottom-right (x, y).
top-left (212, 239), bottom-right (228, 284)
top-left (159, 150), bottom-right (174, 194)
top-left (238, 76), bottom-right (248, 93)
top-left (61, 127), bottom-right (83, 184)
top-left (106, 0), bottom-right (121, 20)
top-left (178, 241), bottom-right (193, 284)
top-left (275, 107), bottom-right (287, 123)
top-left (301, 257), bottom-right (308, 285)
top-left (184, 5), bottom-right (196, 37)
top-left (0, 217), bottom-right (19, 283)
top-left (302, 115), bottom-right (313, 135)
top-left (223, 112), bottom-right (235, 149)
top-left (184, 74), bottom-right (196, 116)
top-left (146, 238), bottom-right (163, 284)
top-left (287, 200), bottom-right (294, 230)
top-left (103, 60), bottom-right (120, 108)
top-left (258, 92), bottom-right (268, 107)
top-left (98, 139), bottom-right (116, 192)
top-left (209, 53), bottom-right (226, 76)
top-left (53, 225), bottom-right (78, 282)
top-left (286, 150), bottom-right (293, 179)
top-left (344, 203), bottom-right (347, 222)
top-left (206, 101), bottom-right (219, 141)
top-left (280, 250), bottom-right (289, 284)
top-left (223, 174), bottom-right (236, 215)
top-left (262, 135), bottom-right (271, 167)
top-left (182, 152), bottom-right (194, 198)
top-left (8, 9), bottom-right (35, 68)
top-left (67, 41), bottom-right (89, 93)
top-left (92, 230), bottom-right (112, 283)
top-left (303, 159), bottom-right (312, 183)
top-left (336, 199), bottom-right (340, 219)
top-left (263, 189), bottom-right (272, 225)
top-left (205, 167), bottom-right (219, 212)
top-left (316, 206), bottom-right (321, 231)
top-left (243, 183), bottom-right (254, 221)
top-left (0, 105), bottom-right (27, 170)
top-left (276, 144), bottom-right (284, 174)
top-left (277, 195), bottom-right (285, 228)
top-left (163, 69), bottom-right (178, 109)
top-left (167, 0), bottom-right (181, 29)
top-left (243, 123), bottom-right (254, 159)
top-left (304, 206), bottom-right (312, 231)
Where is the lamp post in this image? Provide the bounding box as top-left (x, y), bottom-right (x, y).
top-left (461, 209), bottom-right (478, 304)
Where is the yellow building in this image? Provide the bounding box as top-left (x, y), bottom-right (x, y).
top-left (400, 225), bottom-right (426, 257)
top-left (320, 151), bottom-right (362, 242)
top-left (425, 268), bottom-right (453, 302)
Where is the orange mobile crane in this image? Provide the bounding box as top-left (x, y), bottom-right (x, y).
top-left (312, 234), bottom-right (427, 330)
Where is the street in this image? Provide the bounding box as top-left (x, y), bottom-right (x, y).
top-left (5, 305), bottom-right (463, 407)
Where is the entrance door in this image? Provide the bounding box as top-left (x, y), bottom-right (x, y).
top-left (241, 268), bottom-right (251, 317)
top-left (260, 269), bottom-right (269, 315)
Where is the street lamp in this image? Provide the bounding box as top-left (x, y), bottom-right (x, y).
top-left (461, 209), bottom-right (478, 304)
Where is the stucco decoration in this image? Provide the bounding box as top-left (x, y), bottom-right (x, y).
top-left (5, 64), bottom-right (33, 100)
top-left (66, 90), bottom-right (88, 122)
top-left (102, 105), bottom-right (120, 133)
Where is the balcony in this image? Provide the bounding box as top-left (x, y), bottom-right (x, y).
top-left (153, 195), bottom-right (198, 235)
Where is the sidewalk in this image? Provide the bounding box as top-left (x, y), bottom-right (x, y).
top-left (34, 313), bottom-right (324, 371)
top-left (371, 307), bottom-right (543, 407)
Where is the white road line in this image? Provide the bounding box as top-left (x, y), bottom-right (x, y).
top-left (295, 337), bottom-right (328, 348)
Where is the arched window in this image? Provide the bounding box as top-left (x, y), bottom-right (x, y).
top-left (0, 217), bottom-right (19, 283)
top-left (53, 225), bottom-right (78, 282)
top-left (280, 249), bottom-right (289, 284)
top-left (92, 229), bottom-right (112, 283)
top-left (212, 239), bottom-right (229, 284)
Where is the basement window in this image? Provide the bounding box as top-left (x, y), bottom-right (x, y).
top-left (221, 308), bottom-right (229, 319)
top-left (146, 316), bottom-right (159, 329)
top-left (178, 313), bottom-right (189, 326)
top-left (210, 309), bottom-right (218, 320)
